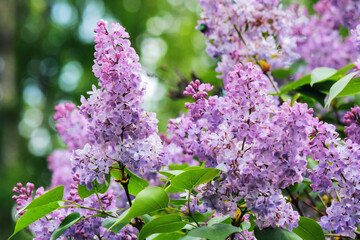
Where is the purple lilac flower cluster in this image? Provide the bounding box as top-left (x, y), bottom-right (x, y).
top-left (198, 0), bottom-right (360, 81)
top-left (353, 24), bottom-right (360, 50)
top-left (168, 63), bottom-right (316, 230)
top-left (344, 105), bottom-right (360, 144)
top-left (315, 0), bottom-right (360, 30)
top-left (306, 111), bottom-right (360, 238)
top-left (72, 20), bottom-right (164, 187)
top-left (13, 175), bottom-right (138, 240)
top-left (54, 102), bottom-right (89, 151)
top-left (197, 0), bottom-right (299, 80)
top-left (11, 20), bottom-right (167, 239)
top-left (291, 1), bottom-right (358, 74)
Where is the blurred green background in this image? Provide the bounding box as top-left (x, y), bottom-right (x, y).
top-left (0, 0), bottom-right (219, 238)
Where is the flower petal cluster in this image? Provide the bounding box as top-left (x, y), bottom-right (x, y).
top-left (168, 63), bottom-right (316, 229)
top-left (306, 118), bottom-right (360, 238)
top-left (290, 1), bottom-right (359, 74)
top-left (54, 102), bottom-right (89, 151)
top-left (344, 105), bottom-right (360, 144)
top-left (47, 150), bottom-right (73, 192)
top-left (198, 0), bottom-right (360, 80)
top-left (13, 176), bottom-right (137, 240)
top-left (73, 20), bottom-right (163, 187)
top-left (197, 0), bottom-right (299, 80)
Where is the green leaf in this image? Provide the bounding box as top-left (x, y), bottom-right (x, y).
top-left (152, 232), bottom-right (185, 240)
top-left (207, 215), bottom-right (231, 226)
top-left (169, 199), bottom-right (188, 205)
top-left (125, 168), bottom-right (149, 195)
top-left (311, 64), bottom-right (355, 86)
top-left (9, 202), bottom-right (61, 239)
top-left (78, 174), bottom-right (111, 199)
top-left (248, 214), bottom-right (257, 231)
top-left (178, 235), bottom-right (202, 240)
top-left (170, 168), bottom-right (220, 192)
top-left (168, 163), bottom-right (189, 170)
top-left (111, 168), bottom-right (149, 196)
top-left (325, 71), bottom-right (360, 107)
top-left (50, 212), bottom-right (82, 240)
top-left (296, 86), bottom-right (327, 107)
top-left (240, 220), bottom-right (251, 231)
top-left (23, 185), bottom-right (64, 211)
top-left (337, 77), bottom-right (360, 97)
top-left (271, 69), bottom-right (292, 80)
top-left (287, 182), bottom-right (299, 193)
top-left (280, 74), bottom-right (310, 94)
top-left (254, 226), bottom-right (302, 240)
top-left (102, 218), bottom-right (128, 233)
top-left (158, 170), bottom-right (184, 178)
top-left (310, 67), bottom-right (337, 86)
top-left (292, 217), bottom-right (325, 240)
top-left (138, 214), bottom-right (187, 240)
top-left (306, 157), bottom-right (318, 170)
top-left (187, 223), bottom-right (239, 240)
top-left (107, 187), bottom-right (169, 233)
top-left (185, 211), bottom-right (214, 224)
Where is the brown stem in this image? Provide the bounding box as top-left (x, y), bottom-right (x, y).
top-left (117, 162), bottom-right (143, 231)
top-left (304, 189), bottom-right (316, 206)
top-left (302, 201), bottom-right (325, 216)
top-left (286, 188), bottom-right (304, 216)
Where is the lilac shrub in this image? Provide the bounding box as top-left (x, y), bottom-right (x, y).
top-left (10, 1), bottom-right (360, 240)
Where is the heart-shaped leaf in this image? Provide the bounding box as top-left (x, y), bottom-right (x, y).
top-left (170, 168), bottom-right (220, 192)
top-left (325, 71), bottom-right (360, 107)
top-left (187, 223), bottom-right (240, 240)
top-left (138, 214), bottom-right (187, 240)
top-left (10, 202), bottom-right (61, 239)
top-left (254, 226), bottom-right (302, 240)
top-left (292, 217), bottom-right (325, 240)
top-left (310, 67), bottom-right (337, 86)
top-left (50, 212), bottom-right (82, 240)
top-left (106, 187), bottom-right (169, 233)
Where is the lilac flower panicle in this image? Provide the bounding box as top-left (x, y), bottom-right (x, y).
top-left (47, 150), bottom-right (73, 193)
top-left (290, 0), bottom-right (359, 74)
top-left (198, 0), bottom-right (300, 80)
top-left (54, 102), bottom-right (89, 151)
top-left (13, 176), bottom-right (139, 239)
top-left (168, 62), bottom-right (315, 230)
top-left (344, 105), bottom-right (360, 144)
top-left (351, 24), bottom-right (360, 50)
top-left (12, 182), bottom-right (35, 216)
top-left (72, 20), bottom-right (164, 187)
top-left (184, 79), bottom-right (213, 100)
top-left (306, 115), bottom-right (360, 237)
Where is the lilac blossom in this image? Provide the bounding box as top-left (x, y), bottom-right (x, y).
top-left (54, 102), bottom-right (89, 151)
top-left (344, 105), bottom-right (360, 144)
top-left (47, 150), bottom-right (73, 193)
top-left (306, 116), bottom-right (360, 237)
top-left (352, 24), bottom-right (360, 51)
top-left (12, 176), bottom-right (138, 239)
top-left (12, 182), bottom-right (35, 216)
top-left (314, 0), bottom-right (360, 30)
top-left (197, 0), bottom-right (299, 80)
top-left (290, 1), bottom-right (359, 74)
top-left (168, 63), bottom-right (315, 230)
top-left (73, 20), bottom-right (164, 187)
